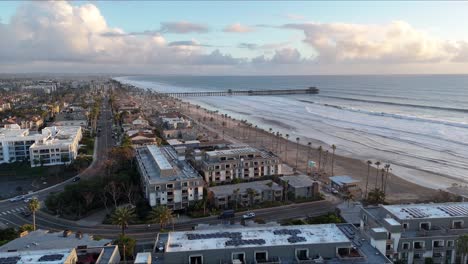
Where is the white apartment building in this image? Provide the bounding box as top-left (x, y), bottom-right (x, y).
top-left (29, 126), bottom-right (82, 167)
top-left (135, 145), bottom-right (204, 209)
top-left (0, 124), bottom-right (45, 164)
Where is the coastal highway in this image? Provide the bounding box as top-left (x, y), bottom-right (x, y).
top-left (0, 200), bottom-right (336, 242)
top-left (0, 96), bottom-right (114, 225)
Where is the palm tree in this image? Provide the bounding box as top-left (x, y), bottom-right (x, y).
top-left (457, 235), bottom-right (468, 264)
top-left (331, 144), bottom-right (336, 176)
top-left (374, 161), bottom-right (381, 188)
top-left (307, 142), bottom-right (312, 175)
top-left (284, 134), bottom-right (290, 162)
top-left (295, 137), bottom-right (300, 171)
top-left (148, 206), bottom-right (174, 229)
top-left (383, 164), bottom-right (391, 195)
top-left (232, 188), bottom-right (240, 209)
top-left (111, 206), bottom-right (136, 236)
top-left (269, 128), bottom-right (273, 150)
top-left (247, 188), bottom-right (257, 207)
top-left (317, 146), bottom-right (323, 171)
top-left (28, 198), bottom-right (40, 231)
top-left (365, 160), bottom-right (372, 199)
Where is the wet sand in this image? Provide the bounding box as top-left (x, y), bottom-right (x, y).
top-left (178, 100), bottom-right (437, 203)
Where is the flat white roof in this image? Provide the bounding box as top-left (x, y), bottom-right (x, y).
top-left (0, 248), bottom-right (74, 264)
top-left (383, 202), bottom-right (468, 220)
top-left (165, 224), bottom-right (350, 253)
top-left (147, 145), bottom-right (173, 170)
top-left (30, 126), bottom-right (81, 149)
top-left (372, 227), bottom-right (387, 233)
top-left (384, 218), bottom-right (400, 226)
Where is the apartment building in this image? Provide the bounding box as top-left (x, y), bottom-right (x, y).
top-left (135, 145), bottom-right (204, 209)
top-left (0, 124), bottom-right (44, 163)
top-left (208, 180), bottom-right (283, 208)
top-left (158, 224), bottom-right (390, 264)
top-left (200, 147), bottom-right (282, 184)
top-left (360, 202), bottom-right (468, 264)
top-left (29, 126), bottom-right (82, 167)
top-left (280, 174), bottom-right (320, 200)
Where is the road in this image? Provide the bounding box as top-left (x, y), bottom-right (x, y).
top-left (0, 96), bottom-right (114, 227)
top-left (0, 199), bottom-right (337, 243)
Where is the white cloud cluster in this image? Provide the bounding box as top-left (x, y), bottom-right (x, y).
top-left (0, 1), bottom-right (236, 66)
top-left (223, 23), bottom-right (254, 33)
top-left (284, 21), bottom-right (468, 63)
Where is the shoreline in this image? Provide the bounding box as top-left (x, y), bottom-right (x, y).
top-left (172, 98), bottom-right (438, 203)
top-left (117, 78), bottom-right (467, 202)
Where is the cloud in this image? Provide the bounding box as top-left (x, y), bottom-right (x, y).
top-left (160, 21), bottom-right (209, 34)
top-left (283, 20), bottom-right (466, 63)
top-left (252, 48), bottom-right (304, 64)
top-left (238, 42), bottom-right (290, 50)
top-left (0, 1), bottom-right (239, 67)
top-left (223, 23), bottom-right (254, 33)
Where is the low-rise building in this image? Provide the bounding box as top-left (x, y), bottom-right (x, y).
top-left (53, 111), bottom-right (88, 127)
top-left (200, 147), bottom-right (282, 184)
top-left (159, 224), bottom-right (390, 264)
top-left (360, 202), bottom-right (468, 263)
top-left (330, 175), bottom-right (361, 195)
top-left (280, 174), bottom-right (320, 200)
top-left (135, 145), bottom-right (204, 209)
top-left (0, 124), bottom-right (44, 164)
top-left (208, 180), bottom-right (283, 208)
top-left (29, 126), bottom-right (82, 167)
top-left (0, 248), bottom-right (77, 264)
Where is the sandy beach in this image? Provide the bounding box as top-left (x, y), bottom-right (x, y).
top-left (174, 99), bottom-right (441, 203)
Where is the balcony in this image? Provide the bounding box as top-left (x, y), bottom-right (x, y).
top-left (255, 257), bottom-right (280, 264)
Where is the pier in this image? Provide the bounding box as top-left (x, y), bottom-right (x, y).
top-left (161, 87), bottom-right (319, 97)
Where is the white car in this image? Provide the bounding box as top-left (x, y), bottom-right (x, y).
top-left (9, 195), bottom-right (25, 202)
top-left (242, 212), bottom-right (256, 219)
top-left (23, 196), bottom-right (37, 203)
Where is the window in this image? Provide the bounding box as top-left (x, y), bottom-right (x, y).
top-left (414, 241), bottom-right (424, 249)
top-left (402, 242), bottom-right (410, 250)
top-left (189, 255), bottom-right (203, 264)
top-left (447, 240), bottom-right (454, 247)
top-left (255, 251), bottom-right (267, 262)
top-left (386, 244), bottom-right (391, 250)
top-left (420, 222), bottom-right (430, 231)
top-left (402, 223), bottom-right (409, 229)
top-left (453, 220), bottom-right (463, 229)
top-left (433, 240), bottom-right (444, 248)
top-left (414, 253), bottom-right (422, 259)
top-left (295, 249), bottom-right (309, 261)
top-left (232, 252), bottom-right (245, 263)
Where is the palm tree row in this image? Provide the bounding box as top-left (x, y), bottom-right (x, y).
top-left (364, 160), bottom-right (392, 199)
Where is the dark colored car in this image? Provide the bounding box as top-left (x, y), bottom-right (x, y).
top-left (21, 211), bottom-right (31, 217)
top-left (218, 210), bottom-right (235, 219)
top-left (72, 177), bottom-right (81, 182)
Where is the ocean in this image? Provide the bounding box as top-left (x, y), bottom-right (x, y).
top-left (115, 75), bottom-right (468, 190)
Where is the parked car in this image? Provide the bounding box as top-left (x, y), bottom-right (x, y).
top-left (9, 195), bottom-right (25, 202)
top-left (72, 177), bottom-right (81, 182)
top-left (242, 212), bottom-right (256, 219)
top-left (23, 196), bottom-right (37, 203)
top-left (21, 211), bottom-right (31, 217)
top-left (218, 210), bottom-right (235, 219)
top-left (331, 188), bottom-right (339, 194)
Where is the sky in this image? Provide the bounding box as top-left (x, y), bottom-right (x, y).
top-left (1, 1), bottom-right (468, 75)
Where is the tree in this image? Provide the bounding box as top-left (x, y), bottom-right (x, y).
top-left (295, 137), bottom-right (300, 171)
top-left (114, 234), bottom-right (136, 263)
top-left (306, 142), bottom-right (312, 175)
top-left (317, 146), bottom-right (323, 171)
top-left (247, 188), bottom-right (258, 207)
top-left (110, 206), bottom-right (136, 236)
top-left (383, 164), bottom-right (391, 195)
top-left (365, 160), bottom-right (372, 199)
top-left (28, 198), bottom-right (40, 231)
top-left (18, 224), bottom-right (34, 233)
top-left (148, 206), bottom-right (174, 229)
top-left (366, 188), bottom-right (385, 205)
top-left (374, 161), bottom-right (381, 188)
top-left (232, 188), bottom-right (240, 210)
top-left (331, 144), bottom-right (336, 176)
top-left (284, 134), bottom-right (290, 162)
top-left (457, 235), bottom-right (468, 264)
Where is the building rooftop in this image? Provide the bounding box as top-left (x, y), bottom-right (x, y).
top-left (383, 202), bottom-right (468, 220)
top-left (0, 230), bottom-right (112, 252)
top-left (0, 248), bottom-right (74, 264)
top-left (280, 174), bottom-right (317, 188)
top-left (208, 180), bottom-right (282, 197)
top-left (165, 224), bottom-right (350, 253)
top-left (136, 145), bottom-right (202, 184)
top-left (30, 126), bottom-right (81, 149)
top-left (205, 146), bottom-right (278, 161)
top-left (0, 124), bottom-right (43, 141)
top-left (329, 175), bottom-right (360, 186)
